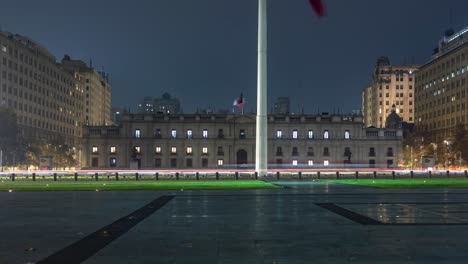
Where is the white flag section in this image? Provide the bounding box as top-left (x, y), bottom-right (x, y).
top-left (255, 0), bottom-right (268, 176)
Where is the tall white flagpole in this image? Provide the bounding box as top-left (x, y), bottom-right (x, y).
top-left (256, 0), bottom-right (268, 176)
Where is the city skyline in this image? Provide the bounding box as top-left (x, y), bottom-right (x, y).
top-left (0, 0), bottom-right (467, 113)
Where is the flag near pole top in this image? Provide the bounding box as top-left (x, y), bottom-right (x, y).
top-left (233, 93), bottom-right (243, 109)
top-left (308, 0), bottom-right (326, 17)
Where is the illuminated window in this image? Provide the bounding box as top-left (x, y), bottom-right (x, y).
top-left (135, 129), bottom-right (141, 138)
top-left (308, 130), bottom-right (314, 139)
top-left (1, 45), bottom-right (6, 53)
top-left (186, 146), bottom-right (193, 154)
top-left (292, 130), bottom-right (298, 139)
top-left (276, 130), bottom-right (283, 139)
top-left (171, 147), bottom-right (177, 154)
top-left (134, 146), bottom-right (141, 154)
top-left (344, 130), bottom-right (350, 139)
top-left (217, 159), bottom-right (224, 166)
top-left (187, 129), bottom-right (193, 139)
top-left (308, 160), bottom-right (314, 166)
top-left (92, 146), bottom-right (98, 153)
top-left (155, 146), bottom-right (161, 153)
top-left (110, 146), bottom-right (116, 153)
top-left (202, 129), bottom-right (208, 138)
top-left (202, 147), bottom-right (208, 154)
top-left (323, 130), bottom-right (329, 139)
top-left (110, 158), bottom-right (117, 167)
top-left (292, 160), bottom-right (298, 166)
top-left (171, 129), bottom-right (177, 138)
top-left (324, 160), bottom-right (329, 166)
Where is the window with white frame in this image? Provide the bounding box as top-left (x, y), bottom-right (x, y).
top-left (110, 146), bottom-right (116, 153)
top-left (171, 129), bottom-right (177, 138)
top-left (171, 146), bottom-right (177, 154)
top-left (276, 130), bottom-right (283, 139)
top-left (308, 160), bottom-right (314, 166)
top-left (324, 160), bottom-right (329, 166)
top-left (324, 130), bottom-right (329, 139)
top-left (292, 130), bottom-right (298, 139)
top-left (135, 129), bottom-right (141, 138)
top-left (202, 147), bottom-right (208, 154)
top-left (155, 146), bottom-right (161, 153)
top-left (344, 130), bottom-right (350, 139)
top-left (217, 159), bottom-right (224, 166)
top-left (92, 146), bottom-right (98, 153)
top-left (187, 129), bottom-right (193, 139)
top-left (202, 129), bottom-right (208, 138)
top-left (308, 130), bottom-right (314, 139)
top-left (186, 146), bottom-right (193, 154)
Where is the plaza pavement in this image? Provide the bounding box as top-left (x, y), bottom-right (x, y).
top-left (2, 182), bottom-right (468, 263)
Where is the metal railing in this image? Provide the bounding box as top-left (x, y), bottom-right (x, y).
top-left (0, 170), bottom-right (467, 182)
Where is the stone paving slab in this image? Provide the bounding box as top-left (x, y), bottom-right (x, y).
top-left (2, 183), bottom-right (468, 263)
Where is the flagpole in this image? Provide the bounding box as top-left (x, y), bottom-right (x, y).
top-left (256, 0), bottom-right (268, 176)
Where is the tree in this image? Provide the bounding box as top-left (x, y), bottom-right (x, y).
top-left (0, 107), bottom-right (18, 167)
top-left (452, 123), bottom-right (468, 166)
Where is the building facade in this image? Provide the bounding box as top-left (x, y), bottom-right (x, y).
top-left (82, 113), bottom-right (403, 170)
top-left (0, 31), bottom-right (85, 146)
top-left (362, 57), bottom-right (419, 128)
top-left (273, 97), bottom-right (290, 114)
top-left (415, 26), bottom-right (468, 142)
top-left (61, 55), bottom-right (111, 126)
top-left (154, 93), bottom-right (181, 114)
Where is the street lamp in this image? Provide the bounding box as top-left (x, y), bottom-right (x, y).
top-left (0, 148), bottom-right (3, 172)
top-left (443, 140), bottom-right (450, 168)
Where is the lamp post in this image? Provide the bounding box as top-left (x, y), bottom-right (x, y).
top-left (0, 148), bottom-right (3, 172)
top-left (443, 140), bottom-right (449, 168)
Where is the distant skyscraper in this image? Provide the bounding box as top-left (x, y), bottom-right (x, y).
top-left (362, 57), bottom-right (419, 128)
top-left (415, 25), bottom-right (468, 142)
top-left (154, 93), bottom-right (181, 114)
top-left (138, 96), bottom-right (154, 113)
top-left (273, 97), bottom-right (290, 114)
top-left (61, 55), bottom-right (112, 126)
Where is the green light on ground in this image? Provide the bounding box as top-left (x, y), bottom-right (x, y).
top-left (0, 180), bottom-right (280, 191)
top-left (323, 179), bottom-right (468, 188)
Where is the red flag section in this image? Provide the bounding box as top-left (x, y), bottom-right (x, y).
top-left (309, 0), bottom-right (325, 17)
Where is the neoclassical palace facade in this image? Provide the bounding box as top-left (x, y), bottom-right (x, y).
top-left (82, 113), bottom-right (403, 169)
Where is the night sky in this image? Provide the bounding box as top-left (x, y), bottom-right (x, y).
top-left (1, 0), bottom-right (467, 114)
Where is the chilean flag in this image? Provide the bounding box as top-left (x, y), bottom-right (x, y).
top-left (233, 93), bottom-right (243, 109)
top-left (309, 0), bottom-right (326, 17)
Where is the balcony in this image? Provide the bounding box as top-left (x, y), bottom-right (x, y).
top-left (276, 152), bottom-right (283, 156)
top-left (387, 152), bottom-right (394, 157)
top-left (369, 152), bottom-right (376, 157)
top-left (217, 151), bottom-right (224, 156)
top-left (307, 152), bottom-right (314, 157)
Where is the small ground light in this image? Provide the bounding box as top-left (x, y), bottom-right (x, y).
top-left (8, 190), bottom-right (12, 192)
top-left (96, 189), bottom-right (99, 192)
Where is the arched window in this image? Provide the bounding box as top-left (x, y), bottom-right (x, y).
top-left (345, 130), bottom-right (350, 139)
